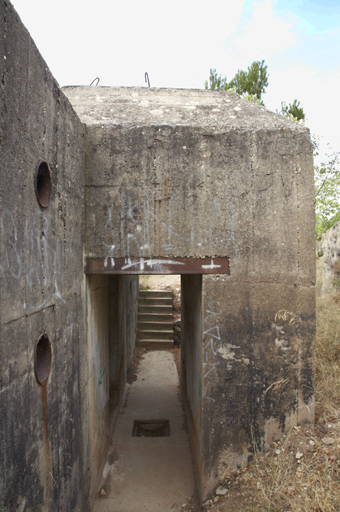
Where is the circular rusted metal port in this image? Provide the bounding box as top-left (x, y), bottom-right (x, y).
top-left (35, 162), bottom-right (52, 207)
top-left (35, 333), bottom-right (52, 385)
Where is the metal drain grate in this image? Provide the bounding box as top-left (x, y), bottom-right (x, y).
top-left (132, 419), bottom-right (170, 437)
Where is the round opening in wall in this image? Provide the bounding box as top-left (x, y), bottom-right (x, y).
top-left (35, 162), bottom-right (52, 207)
top-left (34, 333), bottom-right (52, 385)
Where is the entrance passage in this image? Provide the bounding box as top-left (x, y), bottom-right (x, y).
top-left (86, 258), bottom-right (229, 506)
top-left (92, 349), bottom-right (196, 512)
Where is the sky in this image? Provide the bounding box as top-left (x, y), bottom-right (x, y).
top-left (11, 0), bottom-right (340, 161)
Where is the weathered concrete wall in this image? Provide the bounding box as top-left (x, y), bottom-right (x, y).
top-left (123, 275), bottom-right (139, 367)
top-left (63, 88), bottom-right (314, 276)
top-left (108, 276), bottom-right (121, 409)
top-left (108, 274), bottom-right (139, 413)
top-left (318, 222), bottom-right (340, 295)
top-left (181, 275), bottom-right (203, 488)
top-left (0, 2), bottom-right (87, 510)
top-left (201, 274), bottom-right (314, 497)
top-left (87, 274), bottom-right (139, 501)
top-left (87, 276), bottom-right (110, 502)
top-left (199, 127), bottom-right (315, 497)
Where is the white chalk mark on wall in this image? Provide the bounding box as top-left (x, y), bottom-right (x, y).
top-left (1, 209), bottom-right (22, 280)
top-left (0, 208), bottom-right (78, 311)
top-left (100, 192), bottom-right (239, 262)
top-left (202, 259), bottom-right (221, 270)
top-left (121, 258), bottom-right (185, 271)
top-left (217, 343), bottom-right (240, 361)
top-left (203, 300), bottom-right (222, 402)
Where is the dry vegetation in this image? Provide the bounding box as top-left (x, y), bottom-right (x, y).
top-left (203, 296), bottom-right (340, 512)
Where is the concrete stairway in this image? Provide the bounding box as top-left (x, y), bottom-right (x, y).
top-left (137, 290), bottom-right (174, 349)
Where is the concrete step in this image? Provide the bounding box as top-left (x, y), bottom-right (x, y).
top-left (139, 305), bottom-right (173, 314)
top-left (138, 329), bottom-right (173, 340)
top-left (137, 289), bottom-right (174, 350)
top-left (138, 313), bottom-right (173, 323)
top-left (139, 289), bottom-right (173, 298)
top-left (139, 297), bottom-right (173, 306)
top-left (137, 339), bottom-right (174, 349)
top-left (138, 321), bottom-right (173, 331)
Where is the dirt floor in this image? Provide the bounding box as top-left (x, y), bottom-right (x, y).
top-left (95, 349), bottom-right (196, 512)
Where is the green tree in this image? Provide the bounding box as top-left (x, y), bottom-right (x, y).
top-left (314, 138), bottom-right (340, 239)
top-left (205, 60), bottom-right (269, 105)
top-left (279, 99), bottom-right (305, 122)
top-left (204, 68), bottom-right (229, 90)
top-left (228, 60), bottom-right (268, 103)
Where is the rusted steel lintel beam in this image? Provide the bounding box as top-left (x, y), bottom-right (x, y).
top-left (85, 257), bottom-right (230, 275)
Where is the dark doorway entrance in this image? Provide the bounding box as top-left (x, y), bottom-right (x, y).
top-left (85, 257), bottom-right (229, 505)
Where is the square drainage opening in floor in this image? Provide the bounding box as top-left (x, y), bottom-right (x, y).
top-left (132, 419), bottom-right (170, 437)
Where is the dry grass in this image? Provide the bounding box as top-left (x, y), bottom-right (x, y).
top-left (205, 296), bottom-right (340, 512)
top-left (232, 423), bottom-right (340, 512)
top-left (315, 296), bottom-right (340, 425)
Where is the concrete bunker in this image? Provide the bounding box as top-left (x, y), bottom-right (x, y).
top-left (67, 85), bottom-right (314, 501)
top-left (0, 4), bottom-right (315, 509)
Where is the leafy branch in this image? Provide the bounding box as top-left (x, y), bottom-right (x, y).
top-left (314, 137), bottom-right (340, 239)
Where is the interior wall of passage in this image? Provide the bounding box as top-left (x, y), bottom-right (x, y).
top-left (181, 274), bottom-right (203, 498)
top-left (0, 2), bottom-right (87, 510)
top-left (86, 274), bottom-right (139, 503)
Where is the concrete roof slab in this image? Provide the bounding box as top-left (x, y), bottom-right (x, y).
top-left (63, 86), bottom-right (309, 134)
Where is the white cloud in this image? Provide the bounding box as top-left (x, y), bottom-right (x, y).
top-left (264, 62), bottom-right (340, 156)
top-left (234, 0), bottom-right (298, 59)
top-left (13, 0), bottom-right (246, 88)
